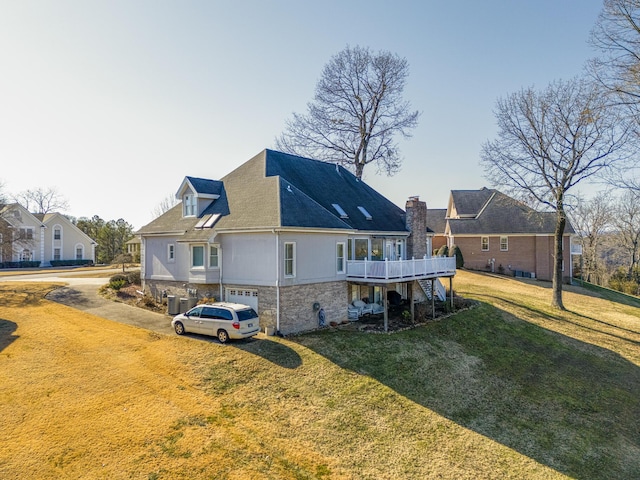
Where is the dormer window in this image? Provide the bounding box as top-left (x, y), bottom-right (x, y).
top-left (184, 194), bottom-right (196, 217)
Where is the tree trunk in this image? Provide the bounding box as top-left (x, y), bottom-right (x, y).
top-left (551, 207), bottom-right (567, 310)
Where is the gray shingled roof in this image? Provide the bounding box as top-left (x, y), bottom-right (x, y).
top-left (426, 209), bottom-right (447, 234)
top-left (137, 149), bottom-right (408, 237)
top-left (447, 189), bottom-right (575, 235)
top-left (450, 188), bottom-right (494, 216)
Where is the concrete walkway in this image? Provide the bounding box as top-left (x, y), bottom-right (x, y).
top-left (1, 270), bottom-right (175, 335)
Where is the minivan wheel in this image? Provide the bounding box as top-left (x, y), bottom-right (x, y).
top-left (174, 321), bottom-right (185, 335)
top-left (217, 329), bottom-right (229, 344)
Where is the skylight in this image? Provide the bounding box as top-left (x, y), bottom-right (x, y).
top-left (203, 214), bottom-right (221, 228)
top-left (357, 206), bottom-right (372, 220)
top-left (332, 203), bottom-right (348, 218)
top-left (194, 215), bottom-right (211, 229)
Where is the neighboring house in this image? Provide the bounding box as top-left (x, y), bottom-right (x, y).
top-left (0, 203), bottom-right (97, 267)
top-left (125, 236), bottom-right (141, 262)
top-left (137, 149), bottom-right (456, 335)
top-left (428, 188), bottom-right (576, 282)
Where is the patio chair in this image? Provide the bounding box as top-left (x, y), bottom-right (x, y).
top-left (370, 302), bottom-right (384, 315)
top-left (352, 300), bottom-right (373, 316)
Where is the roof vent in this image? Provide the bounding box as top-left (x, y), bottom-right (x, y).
top-left (287, 185), bottom-right (293, 193)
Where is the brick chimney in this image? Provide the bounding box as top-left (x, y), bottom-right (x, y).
top-left (405, 196), bottom-right (427, 259)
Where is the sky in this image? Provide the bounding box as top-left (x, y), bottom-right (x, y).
top-left (0, 1), bottom-right (606, 230)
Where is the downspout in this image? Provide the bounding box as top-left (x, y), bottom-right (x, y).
top-left (218, 246), bottom-right (223, 301)
top-left (274, 229), bottom-right (280, 334)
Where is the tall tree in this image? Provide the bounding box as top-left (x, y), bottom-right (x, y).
top-left (76, 216), bottom-right (134, 264)
top-left (613, 189), bottom-right (640, 276)
top-left (14, 187), bottom-right (69, 214)
top-left (589, 0), bottom-right (640, 189)
top-left (569, 192), bottom-right (615, 284)
top-left (151, 193), bottom-right (179, 219)
top-left (480, 77), bottom-right (629, 309)
top-left (275, 45), bottom-right (420, 179)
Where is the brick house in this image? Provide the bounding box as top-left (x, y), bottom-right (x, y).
top-left (137, 149), bottom-right (456, 335)
top-left (429, 188), bottom-right (575, 282)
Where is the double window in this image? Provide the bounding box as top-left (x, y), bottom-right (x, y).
top-left (191, 244), bottom-right (220, 269)
top-left (19, 228), bottom-right (34, 240)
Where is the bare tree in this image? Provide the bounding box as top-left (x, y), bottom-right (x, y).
top-left (14, 187), bottom-right (69, 214)
top-left (613, 189), bottom-right (640, 276)
top-left (589, 0), bottom-right (640, 189)
top-left (275, 45), bottom-right (420, 179)
top-left (480, 77), bottom-right (629, 309)
top-left (569, 192), bottom-right (615, 284)
top-left (151, 193), bottom-right (179, 219)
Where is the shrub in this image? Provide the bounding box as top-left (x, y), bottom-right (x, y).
top-left (50, 260), bottom-right (93, 267)
top-left (127, 270), bottom-right (141, 285)
top-left (449, 245), bottom-right (464, 268)
top-left (436, 245), bottom-right (449, 257)
top-left (109, 278), bottom-right (127, 291)
top-left (109, 273), bottom-right (129, 290)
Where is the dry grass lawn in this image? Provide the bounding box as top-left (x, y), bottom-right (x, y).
top-left (0, 271), bottom-right (638, 479)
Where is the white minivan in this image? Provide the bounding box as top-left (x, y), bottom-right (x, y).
top-left (171, 302), bottom-right (260, 343)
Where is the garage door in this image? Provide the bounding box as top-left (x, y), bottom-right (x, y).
top-left (225, 288), bottom-right (259, 313)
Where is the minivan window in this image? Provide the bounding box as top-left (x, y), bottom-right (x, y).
top-left (236, 308), bottom-right (258, 320)
top-left (211, 308), bottom-right (233, 320)
top-left (188, 307), bottom-right (202, 317)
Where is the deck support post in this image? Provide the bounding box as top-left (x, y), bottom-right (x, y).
top-left (409, 282), bottom-right (414, 323)
top-left (450, 277), bottom-right (454, 311)
top-left (431, 279), bottom-right (435, 320)
top-left (383, 285), bottom-right (388, 332)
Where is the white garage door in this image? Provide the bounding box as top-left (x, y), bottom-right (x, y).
top-left (225, 288), bottom-right (259, 313)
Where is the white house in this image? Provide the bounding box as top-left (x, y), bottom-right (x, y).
top-left (137, 149), bottom-right (456, 334)
top-left (0, 203), bottom-right (96, 267)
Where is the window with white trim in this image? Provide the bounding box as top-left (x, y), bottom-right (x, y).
top-left (21, 249), bottom-right (32, 261)
top-left (336, 242), bottom-right (345, 274)
top-left (76, 245), bottom-right (83, 260)
top-left (54, 227), bottom-right (61, 240)
top-left (167, 243), bottom-right (175, 262)
top-left (192, 245), bottom-right (204, 268)
top-left (183, 194), bottom-right (196, 217)
top-left (209, 245), bottom-right (219, 268)
top-left (54, 248), bottom-right (61, 261)
top-left (500, 236), bottom-right (508, 251)
top-left (284, 242), bottom-right (295, 277)
top-left (19, 228), bottom-right (34, 240)
top-left (481, 236), bottom-right (489, 251)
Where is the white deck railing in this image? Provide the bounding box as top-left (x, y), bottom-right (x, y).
top-left (346, 256), bottom-right (456, 281)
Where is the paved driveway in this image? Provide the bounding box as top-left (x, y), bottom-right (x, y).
top-left (0, 270), bottom-right (175, 335)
